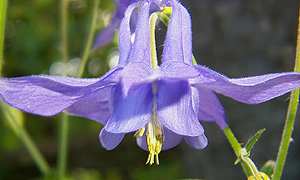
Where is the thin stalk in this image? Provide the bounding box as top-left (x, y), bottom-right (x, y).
top-left (1, 104), bottom-right (50, 174)
top-left (61, 0), bottom-right (68, 64)
top-left (0, 0), bottom-right (50, 175)
top-left (58, 113), bottom-right (69, 179)
top-left (77, 0), bottom-right (100, 77)
top-left (57, 0), bottom-right (69, 178)
top-left (223, 128), bottom-right (242, 156)
top-left (149, 12), bottom-right (159, 69)
top-left (273, 7), bottom-right (300, 180)
top-left (58, 0), bottom-right (100, 177)
top-left (0, 0), bottom-right (7, 74)
top-left (223, 127), bottom-right (251, 177)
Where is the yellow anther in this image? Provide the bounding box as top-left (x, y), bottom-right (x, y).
top-left (143, 82), bottom-right (163, 165)
top-left (134, 128), bottom-right (145, 137)
top-left (145, 122), bottom-right (163, 165)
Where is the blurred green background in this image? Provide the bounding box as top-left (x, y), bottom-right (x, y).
top-left (1, 0), bottom-right (300, 179)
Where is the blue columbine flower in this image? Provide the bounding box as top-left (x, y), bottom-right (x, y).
top-left (1, 0), bottom-right (300, 165)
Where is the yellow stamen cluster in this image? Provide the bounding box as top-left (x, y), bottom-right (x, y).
top-left (145, 122), bottom-right (163, 165)
top-left (134, 83), bottom-right (163, 165)
top-left (134, 122), bottom-right (163, 165)
top-left (134, 128), bottom-right (145, 137)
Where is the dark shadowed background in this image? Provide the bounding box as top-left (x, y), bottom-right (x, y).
top-left (0, 0), bottom-right (300, 179)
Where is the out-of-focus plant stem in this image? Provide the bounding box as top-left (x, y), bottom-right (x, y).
top-left (0, 0), bottom-right (50, 175)
top-left (273, 7), bottom-right (300, 180)
top-left (58, 0), bottom-right (100, 178)
top-left (0, 0), bottom-right (7, 74)
top-left (78, 0), bottom-right (100, 77)
top-left (57, 0), bottom-right (69, 179)
top-left (1, 104), bottom-right (50, 175)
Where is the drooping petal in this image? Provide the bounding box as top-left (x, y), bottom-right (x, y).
top-left (66, 85), bottom-right (114, 124)
top-left (162, 0), bottom-right (192, 64)
top-left (191, 87), bottom-right (227, 129)
top-left (162, 127), bottom-right (183, 150)
top-left (127, 1), bottom-right (151, 66)
top-left (136, 127), bottom-right (183, 151)
top-left (0, 67), bottom-right (121, 117)
top-left (99, 128), bottom-right (125, 150)
top-left (192, 65), bottom-right (300, 104)
top-left (118, 2), bottom-right (139, 65)
top-left (157, 80), bottom-right (204, 136)
top-left (104, 83), bottom-right (152, 133)
top-left (184, 134), bottom-right (208, 149)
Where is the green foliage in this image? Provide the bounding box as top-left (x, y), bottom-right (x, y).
top-left (245, 128), bottom-right (266, 155)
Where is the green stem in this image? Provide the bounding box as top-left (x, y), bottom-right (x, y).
top-left (273, 7), bottom-right (300, 180)
top-left (78, 0), bottom-right (100, 77)
top-left (0, 0), bottom-right (7, 75)
top-left (61, 0), bottom-right (68, 64)
top-left (1, 105), bottom-right (50, 175)
top-left (58, 113), bottom-right (69, 179)
top-left (223, 127), bottom-right (251, 177)
top-left (57, 0), bottom-right (69, 178)
top-left (149, 12), bottom-right (159, 69)
top-left (0, 0), bottom-right (50, 175)
top-left (58, 0), bottom-right (100, 177)
top-left (223, 127), bottom-right (242, 156)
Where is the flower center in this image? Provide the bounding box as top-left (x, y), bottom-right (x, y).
top-left (134, 82), bottom-right (163, 165)
top-left (145, 119), bottom-right (163, 165)
top-left (146, 82), bottom-right (163, 165)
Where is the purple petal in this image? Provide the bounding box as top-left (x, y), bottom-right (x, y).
top-left (157, 80), bottom-right (204, 136)
top-left (191, 87), bottom-right (227, 129)
top-left (162, 0), bottom-right (192, 64)
top-left (99, 129), bottom-right (125, 150)
top-left (193, 65), bottom-right (300, 104)
top-left (104, 83), bottom-right (152, 133)
top-left (136, 127), bottom-right (183, 151)
top-left (184, 134), bottom-right (208, 149)
top-left (128, 1), bottom-right (151, 66)
top-left (162, 127), bottom-right (183, 150)
top-left (160, 61), bottom-right (199, 79)
top-left (120, 62), bottom-right (152, 95)
top-left (115, 0), bottom-right (136, 18)
top-left (0, 76), bottom-right (99, 116)
top-left (136, 135), bottom-right (147, 151)
top-left (0, 67), bottom-right (121, 117)
top-left (66, 85), bottom-right (113, 124)
top-left (118, 2), bottom-right (139, 65)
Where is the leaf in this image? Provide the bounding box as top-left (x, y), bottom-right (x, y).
top-left (245, 128), bottom-right (266, 154)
